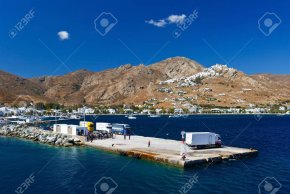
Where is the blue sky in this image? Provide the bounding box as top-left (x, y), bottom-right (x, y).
top-left (0, 0), bottom-right (289, 77)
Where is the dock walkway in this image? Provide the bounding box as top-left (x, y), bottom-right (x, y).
top-left (85, 135), bottom-right (258, 168)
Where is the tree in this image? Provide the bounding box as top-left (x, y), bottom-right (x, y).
top-left (183, 108), bottom-right (189, 114)
top-left (35, 102), bottom-right (45, 110)
top-left (149, 107), bottom-right (156, 114)
top-left (194, 76), bottom-right (203, 84)
top-left (168, 107), bottom-right (175, 114)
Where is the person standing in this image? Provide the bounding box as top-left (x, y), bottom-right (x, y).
top-left (181, 130), bottom-right (185, 144)
top-left (90, 133), bottom-right (93, 142)
top-left (123, 128), bottom-right (127, 140)
top-left (128, 128), bottom-right (131, 140)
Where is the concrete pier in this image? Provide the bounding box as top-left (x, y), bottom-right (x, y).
top-left (85, 135), bottom-right (258, 168)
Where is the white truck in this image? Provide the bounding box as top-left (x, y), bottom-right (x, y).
top-left (185, 132), bottom-right (222, 149)
top-left (95, 122), bottom-right (112, 133)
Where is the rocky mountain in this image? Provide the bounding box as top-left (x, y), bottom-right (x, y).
top-left (156, 65), bottom-right (290, 108)
top-left (0, 57), bottom-right (289, 108)
top-left (0, 70), bottom-right (45, 105)
top-left (30, 69), bottom-right (94, 105)
top-left (149, 57), bottom-right (204, 79)
top-left (28, 57), bottom-right (204, 106)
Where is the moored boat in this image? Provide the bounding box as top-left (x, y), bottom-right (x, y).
top-left (148, 114), bottom-right (161, 118)
top-left (128, 115), bottom-right (137, 119)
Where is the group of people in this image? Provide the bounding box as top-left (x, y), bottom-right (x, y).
top-left (87, 131), bottom-right (113, 142)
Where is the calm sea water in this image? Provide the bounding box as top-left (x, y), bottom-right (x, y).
top-left (1, 115), bottom-right (290, 194)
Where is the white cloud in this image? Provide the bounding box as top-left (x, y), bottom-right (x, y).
top-left (145, 19), bottom-right (167, 27)
top-left (57, 31), bottom-right (69, 40)
top-left (146, 14), bottom-right (186, 27)
top-left (167, 14), bottom-right (186, 24)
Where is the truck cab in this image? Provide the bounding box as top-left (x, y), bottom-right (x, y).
top-left (112, 123), bottom-right (131, 135)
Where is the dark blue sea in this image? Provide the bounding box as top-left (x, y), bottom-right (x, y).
top-left (1, 115), bottom-right (290, 194)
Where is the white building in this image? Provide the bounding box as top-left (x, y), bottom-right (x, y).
top-left (227, 108), bottom-right (240, 113)
top-left (174, 108), bottom-right (183, 114)
top-left (188, 105), bottom-right (201, 113)
top-left (245, 108), bottom-right (265, 114)
top-left (0, 107), bottom-right (20, 115)
top-left (78, 107), bottom-right (95, 114)
top-left (155, 108), bottom-right (163, 114)
top-left (211, 108), bottom-right (222, 113)
top-left (123, 108), bottom-right (133, 114)
top-left (279, 106), bottom-right (286, 111)
top-left (141, 109), bottom-right (150, 114)
top-left (0, 107), bottom-right (9, 115)
top-left (107, 109), bottom-right (116, 114)
top-left (53, 124), bottom-right (88, 136)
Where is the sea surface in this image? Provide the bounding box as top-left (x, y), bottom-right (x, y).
top-left (0, 115), bottom-right (290, 194)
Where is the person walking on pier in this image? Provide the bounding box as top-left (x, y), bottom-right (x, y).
top-left (123, 129), bottom-right (127, 140)
top-left (148, 140), bottom-right (151, 147)
top-left (128, 128), bottom-right (131, 140)
top-left (181, 130), bottom-right (185, 144)
top-left (181, 153), bottom-right (186, 161)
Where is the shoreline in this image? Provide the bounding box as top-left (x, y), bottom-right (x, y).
top-left (69, 113), bottom-right (289, 116)
top-left (0, 125), bottom-right (84, 147)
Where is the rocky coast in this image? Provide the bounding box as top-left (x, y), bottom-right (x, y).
top-left (0, 124), bottom-right (83, 147)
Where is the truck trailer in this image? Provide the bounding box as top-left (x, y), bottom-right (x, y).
top-left (95, 122), bottom-right (112, 133)
top-left (185, 132), bottom-right (222, 149)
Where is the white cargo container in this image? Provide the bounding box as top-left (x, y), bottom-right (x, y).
top-left (185, 132), bottom-right (222, 148)
top-left (53, 124), bottom-right (88, 136)
top-left (96, 122), bottom-right (112, 133)
top-left (53, 124), bottom-right (68, 134)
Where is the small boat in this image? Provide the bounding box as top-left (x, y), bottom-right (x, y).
top-left (128, 115), bottom-right (137, 119)
top-left (277, 113), bottom-right (286, 117)
top-left (169, 114), bottom-right (188, 118)
top-left (70, 114), bottom-right (83, 120)
top-left (5, 116), bottom-right (26, 124)
top-left (148, 114), bottom-right (161, 118)
top-left (169, 114), bottom-right (182, 118)
top-left (25, 116), bottom-right (38, 123)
